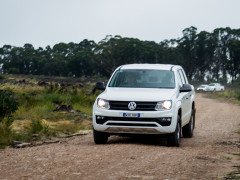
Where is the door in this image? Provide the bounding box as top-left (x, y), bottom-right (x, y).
top-left (177, 69), bottom-right (192, 126)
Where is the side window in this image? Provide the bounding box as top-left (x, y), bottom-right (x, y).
top-left (180, 69), bottom-right (188, 84)
top-left (178, 70), bottom-right (186, 85)
top-left (177, 71), bottom-right (183, 87)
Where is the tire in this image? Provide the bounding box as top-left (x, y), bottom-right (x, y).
top-left (93, 129), bottom-right (108, 144)
top-left (182, 110), bottom-right (194, 138)
top-left (167, 116), bottom-right (181, 147)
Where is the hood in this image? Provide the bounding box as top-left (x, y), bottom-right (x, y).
top-left (99, 87), bottom-right (176, 101)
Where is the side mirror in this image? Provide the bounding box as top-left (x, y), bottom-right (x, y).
top-left (180, 84), bottom-right (192, 93)
top-left (95, 82), bottom-right (105, 90)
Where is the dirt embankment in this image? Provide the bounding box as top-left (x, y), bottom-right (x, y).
top-left (0, 94), bottom-right (239, 179)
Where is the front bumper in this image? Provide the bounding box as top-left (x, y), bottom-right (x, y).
top-left (196, 88), bottom-right (207, 91)
top-left (93, 106), bottom-right (178, 134)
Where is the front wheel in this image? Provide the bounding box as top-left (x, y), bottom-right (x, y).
top-left (167, 116), bottom-right (181, 147)
top-left (182, 110), bottom-right (194, 138)
top-left (93, 129), bottom-right (108, 144)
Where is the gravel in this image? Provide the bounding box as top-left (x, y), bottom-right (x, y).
top-left (0, 94), bottom-right (239, 180)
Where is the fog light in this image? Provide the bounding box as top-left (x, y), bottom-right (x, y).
top-left (96, 116), bottom-right (107, 125)
top-left (96, 116), bottom-right (105, 120)
top-left (158, 117), bottom-right (172, 122)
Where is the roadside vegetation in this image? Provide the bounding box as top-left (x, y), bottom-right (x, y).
top-left (225, 163), bottom-right (240, 180)
top-left (0, 75), bottom-right (103, 148)
top-left (0, 89), bottom-right (19, 148)
top-left (201, 86), bottom-right (240, 105)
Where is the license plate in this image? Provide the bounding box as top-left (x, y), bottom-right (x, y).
top-left (123, 113), bottom-right (140, 117)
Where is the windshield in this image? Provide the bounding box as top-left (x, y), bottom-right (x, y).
top-left (209, 83), bottom-right (215, 86)
top-left (108, 69), bottom-right (175, 88)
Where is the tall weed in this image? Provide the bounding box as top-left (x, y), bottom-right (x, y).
top-left (0, 120), bottom-right (13, 148)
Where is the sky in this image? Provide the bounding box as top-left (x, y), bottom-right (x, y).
top-left (0, 0), bottom-right (240, 48)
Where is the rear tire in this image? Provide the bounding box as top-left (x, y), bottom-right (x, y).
top-left (182, 110), bottom-right (194, 138)
top-left (167, 116), bottom-right (181, 147)
top-left (93, 129), bottom-right (108, 144)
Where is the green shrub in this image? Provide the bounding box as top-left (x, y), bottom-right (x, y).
top-left (0, 89), bottom-right (19, 148)
top-left (20, 92), bottom-right (37, 108)
top-left (30, 119), bottom-right (44, 134)
top-left (25, 119), bottom-right (52, 139)
top-left (8, 68), bottom-right (20, 74)
top-left (0, 74), bottom-right (5, 80)
top-left (235, 89), bottom-right (240, 100)
top-left (0, 89), bottom-right (19, 122)
top-left (68, 72), bottom-right (73, 77)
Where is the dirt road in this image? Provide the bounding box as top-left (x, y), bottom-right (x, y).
top-left (0, 94), bottom-right (239, 180)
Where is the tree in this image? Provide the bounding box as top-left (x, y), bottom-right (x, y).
top-left (0, 27), bottom-right (239, 82)
top-left (177, 26), bottom-right (198, 80)
top-left (228, 39), bottom-right (240, 82)
top-left (194, 31), bottom-right (212, 81)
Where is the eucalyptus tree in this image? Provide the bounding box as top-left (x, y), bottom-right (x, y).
top-left (228, 39), bottom-right (240, 82)
top-left (177, 26), bottom-right (198, 80)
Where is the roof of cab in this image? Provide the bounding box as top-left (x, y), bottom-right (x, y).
top-left (119, 64), bottom-right (182, 71)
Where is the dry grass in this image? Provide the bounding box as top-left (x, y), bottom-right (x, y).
top-left (0, 75), bottom-right (97, 146)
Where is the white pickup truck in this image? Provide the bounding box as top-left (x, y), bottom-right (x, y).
top-left (206, 83), bottom-right (225, 92)
top-left (92, 64), bottom-right (196, 147)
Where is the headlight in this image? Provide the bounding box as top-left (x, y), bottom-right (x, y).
top-left (155, 100), bottom-right (172, 111)
top-left (97, 98), bottom-right (110, 109)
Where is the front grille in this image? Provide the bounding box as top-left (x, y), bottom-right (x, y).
top-left (96, 116), bottom-right (171, 126)
top-left (109, 101), bottom-right (157, 111)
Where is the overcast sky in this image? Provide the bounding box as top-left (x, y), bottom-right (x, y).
top-left (1, 0), bottom-right (240, 48)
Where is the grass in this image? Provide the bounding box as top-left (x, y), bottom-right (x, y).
top-left (221, 156), bottom-right (233, 161)
top-left (203, 88), bottom-right (240, 104)
top-left (225, 166), bottom-right (240, 179)
top-left (224, 152), bottom-right (240, 179)
top-left (0, 75), bottom-right (101, 148)
top-left (0, 121), bottom-right (13, 148)
top-left (232, 153), bottom-right (240, 157)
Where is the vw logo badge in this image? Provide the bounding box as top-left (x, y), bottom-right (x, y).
top-left (128, 102), bottom-right (137, 110)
